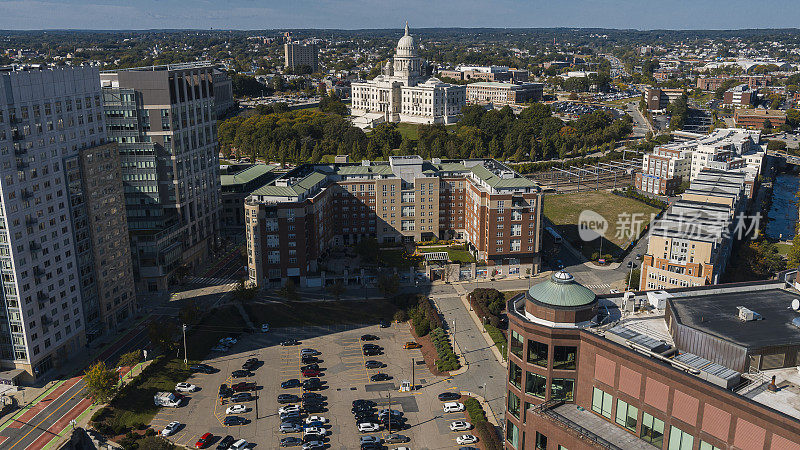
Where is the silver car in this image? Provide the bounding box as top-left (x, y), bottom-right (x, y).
top-left (280, 422), bottom-right (302, 433)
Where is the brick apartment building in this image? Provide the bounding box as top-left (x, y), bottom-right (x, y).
top-left (723, 84), bottom-right (755, 107)
top-left (244, 157), bottom-right (543, 287)
top-left (734, 109), bottom-right (787, 130)
top-left (504, 274), bottom-right (800, 450)
top-left (697, 75), bottom-right (772, 91)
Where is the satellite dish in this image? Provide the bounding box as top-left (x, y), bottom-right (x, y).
top-left (792, 299), bottom-right (799, 311)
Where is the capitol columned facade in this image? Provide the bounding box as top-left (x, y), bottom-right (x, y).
top-left (350, 23), bottom-right (466, 129)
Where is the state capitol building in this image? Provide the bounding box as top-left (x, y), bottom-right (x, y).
top-left (350, 23), bottom-right (466, 129)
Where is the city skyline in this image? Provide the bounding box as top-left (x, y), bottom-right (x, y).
top-left (1, 0), bottom-right (800, 31)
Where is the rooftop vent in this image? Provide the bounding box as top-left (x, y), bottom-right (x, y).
top-left (737, 306), bottom-right (762, 322)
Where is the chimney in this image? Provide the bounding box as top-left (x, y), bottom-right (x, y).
top-left (768, 375), bottom-right (778, 392)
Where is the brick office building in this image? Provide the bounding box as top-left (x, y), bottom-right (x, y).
top-left (245, 157), bottom-right (543, 287)
top-left (504, 273), bottom-right (800, 450)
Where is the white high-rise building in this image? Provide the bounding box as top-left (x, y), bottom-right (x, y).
top-left (350, 23), bottom-right (465, 129)
top-left (0, 66), bottom-right (109, 382)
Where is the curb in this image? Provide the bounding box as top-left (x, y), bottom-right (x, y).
top-left (459, 391), bottom-right (500, 427)
top-left (458, 295), bottom-right (507, 368)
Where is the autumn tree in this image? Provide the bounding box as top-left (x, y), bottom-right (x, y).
top-left (83, 361), bottom-right (118, 403)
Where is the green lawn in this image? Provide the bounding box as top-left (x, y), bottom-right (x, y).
top-left (244, 299), bottom-right (399, 328)
top-left (543, 191), bottom-right (661, 251)
top-left (396, 123), bottom-right (420, 141)
top-left (417, 246), bottom-right (476, 264)
top-left (776, 242), bottom-right (792, 257)
top-left (379, 248), bottom-right (420, 268)
top-left (484, 323), bottom-right (507, 360)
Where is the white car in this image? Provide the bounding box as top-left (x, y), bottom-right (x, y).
top-left (443, 401), bottom-right (465, 413)
top-left (450, 420), bottom-right (472, 431)
top-left (302, 442), bottom-right (324, 450)
top-left (226, 404), bottom-right (248, 414)
top-left (357, 422), bottom-right (380, 433)
top-left (174, 382), bottom-right (197, 392)
top-left (305, 415), bottom-right (327, 424)
top-left (456, 434), bottom-right (479, 445)
top-left (161, 421), bottom-right (181, 436)
top-left (303, 427), bottom-right (325, 436)
top-left (230, 439), bottom-right (249, 450)
top-left (279, 404), bottom-right (301, 414)
top-left (261, 323), bottom-right (270, 333)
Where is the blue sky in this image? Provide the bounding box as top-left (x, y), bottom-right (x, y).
top-left (0, 0), bottom-right (799, 30)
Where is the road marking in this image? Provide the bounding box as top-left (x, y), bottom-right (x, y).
top-left (7, 384), bottom-right (86, 450)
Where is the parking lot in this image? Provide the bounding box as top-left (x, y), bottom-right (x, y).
top-left (150, 321), bottom-right (479, 449)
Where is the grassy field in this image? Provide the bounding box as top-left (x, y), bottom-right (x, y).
top-left (379, 248), bottom-right (421, 268)
top-left (484, 323), bottom-right (507, 360)
top-left (396, 123), bottom-right (421, 141)
top-left (776, 242), bottom-right (792, 257)
top-left (417, 246), bottom-right (476, 264)
top-left (544, 191), bottom-right (661, 251)
top-left (244, 299), bottom-right (399, 328)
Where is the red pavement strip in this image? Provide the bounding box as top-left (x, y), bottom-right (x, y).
top-left (5, 376), bottom-right (82, 429)
top-left (28, 397), bottom-right (93, 450)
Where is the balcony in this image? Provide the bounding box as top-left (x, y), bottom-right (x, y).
top-left (532, 400), bottom-right (650, 450)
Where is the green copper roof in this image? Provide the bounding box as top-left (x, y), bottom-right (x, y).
top-left (527, 271), bottom-right (596, 308)
top-left (250, 171), bottom-right (328, 198)
top-left (220, 164), bottom-right (278, 187)
top-left (470, 164), bottom-right (537, 189)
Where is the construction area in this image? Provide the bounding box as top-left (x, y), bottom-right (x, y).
top-left (527, 159), bottom-right (642, 193)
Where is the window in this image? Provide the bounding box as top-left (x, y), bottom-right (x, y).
top-left (553, 346), bottom-right (577, 370)
top-left (699, 441), bottom-right (721, 450)
top-left (509, 361), bottom-right (522, 390)
top-left (550, 378), bottom-right (575, 401)
top-left (535, 431), bottom-right (547, 450)
top-left (592, 387), bottom-right (612, 419)
top-left (525, 371), bottom-right (546, 398)
top-left (668, 426), bottom-right (694, 450)
top-left (641, 412), bottom-right (665, 447)
top-left (506, 420), bottom-right (520, 448)
top-left (507, 391), bottom-right (520, 418)
top-left (527, 339), bottom-right (548, 367)
top-left (510, 330), bottom-right (523, 359)
top-left (615, 399), bottom-right (638, 432)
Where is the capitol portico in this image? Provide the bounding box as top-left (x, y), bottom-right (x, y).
top-left (350, 23), bottom-right (466, 129)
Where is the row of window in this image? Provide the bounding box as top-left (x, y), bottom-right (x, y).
top-left (509, 361), bottom-right (576, 401)
top-left (509, 333), bottom-right (577, 371)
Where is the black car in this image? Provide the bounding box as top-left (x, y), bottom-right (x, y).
top-left (281, 339), bottom-right (300, 346)
top-left (352, 399), bottom-right (376, 407)
top-left (354, 411), bottom-right (376, 421)
top-left (363, 348), bottom-right (380, 356)
top-left (218, 384), bottom-right (232, 398)
top-left (278, 394), bottom-right (300, 404)
top-left (301, 355), bottom-right (318, 365)
top-left (302, 392), bottom-right (324, 401)
top-left (361, 444), bottom-right (381, 450)
top-left (280, 436), bottom-right (303, 447)
top-left (242, 360), bottom-right (259, 371)
top-left (231, 369), bottom-right (251, 378)
top-left (362, 343), bottom-right (380, 350)
top-left (216, 435), bottom-right (235, 449)
top-left (230, 392), bottom-right (253, 402)
top-left (190, 363), bottom-right (215, 374)
top-left (370, 373), bottom-right (391, 382)
top-left (352, 406), bottom-right (374, 414)
top-left (380, 418), bottom-right (404, 430)
top-left (438, 392), bottom-right (461, 401)
top-left (223, 416), bottom-right (247, 426)
top-left (304, 403), bottom-right (324, 413)
top-left (379, 319), bottom-right (390, 328)
top-left (364, 360), bottom-right (383, 369)
top-left (303, 378), bottom-right (321, 390)
top-left (281, 379), bottom-right (301, 389)
top-left (301, 364), bottom-right (320, 371)
top-left (360, 334), bottom-right (379, 341)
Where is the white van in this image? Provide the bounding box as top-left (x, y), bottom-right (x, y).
top-left (231, 439), bottom-right (249, 450)
top-left (443, 401), bottom-right (465, 413)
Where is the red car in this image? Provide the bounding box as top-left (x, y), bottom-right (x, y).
top-left (195, 432), bottom-right (212, 449)
top-left (231, 382), bottom-right (256, 392)
top-left (302, 369), bottom-right (321, 377)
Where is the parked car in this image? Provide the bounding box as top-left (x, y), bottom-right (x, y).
top-left (301, 364), bottom-right (320, 371)
top-left (301, 355), bottom-right (318, 364)
top-left (305, 415), bottom-right (327, 424)
top-left (363, 348), bottom-right (380, 356)
top-left (215, 435), bottom-right (234, 450)
top-left (280, 436), bottom-right (303, 447)
top-left (304, 403), bottom-right (324, 413)
top-left (303, 427), bottom-right (325, 437)
top-left (360, 334), bottom-right (379, 341)
top-left (279, 404), bottom-right (301, 414)
top-left (231, 370), bottom-right (251, 378)
top-left (360, 436), bottom-right (381, 445)
top-left (230, 392), bottom-right (253, 402)
top-left (377, 409), bottom-right (402, 418)
top-left (379, 319), bottom-right (390, 328)
top-left (385, 434), bottom-right (409, 444)
top-left (443, 402), bottom-right (465, 413)
top-left (456, 435), bottom-right (478, 445)
top-left (225, 404), bottom-right (248, 415)
top-left (304, 420), bottom-right (324, 429)
top-left (230, 439), bottom-right (248, 450)
top-left (365, 360), bottom-right (383, 369)
top-left (232, 382), bottom-right (256, 392)
top-left (223, 416), bottom-right (247, 426)
top-left (302, 378), bottom-right (321, 390)
top-left (353, 399), bottom-right (376, 407)
top-left (280, 422), bottom-right (303, 433)
top-left (161, 421), bottom-right (181, 436)
top-left (302, 441), bottom-right (324, 450)
top-left (190, 363), bottom-right (215, 374)
top-left (242, 359), bottom-right (259, 371)
top-left (362, 344), bottom-right (380, 350)
top-left (195, 432), bottom-right (213, 449)
top-left (300, 348), bottom-right (318, 356)
top-left (403, 342), bottom-right (422, 349)
top-left (219, 384), bottom-right (232, 398)
top-left (370, 373), bottom-right (391, 382)
top-left (175, 382), bottom-right (197, 392)
top-left (358, 422), bottom-right (380, 433)
top-left (450, 420), bottom-right (472, 431)
top-left (278, 394), bottom-right (300, 404)
top-left (281, 339), bottom-right (300, 346)
top-left (281, 378), bottom-right (301, 389)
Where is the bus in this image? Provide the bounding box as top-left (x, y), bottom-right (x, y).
top-left (545, 227), bottom-right (563, 245)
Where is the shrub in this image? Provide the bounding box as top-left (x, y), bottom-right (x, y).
top-left (430, 327), bottom-right (461, 372)
top-left (145, 428), bottom-right (157, 437)
top-left (393, 309), bottom-right (408, 322)
top-left (464, 397), bottom-right (487, 423)
top-left (474, 421), bottom-right (503, 450)
top-left (90, 407), bottom-right (109, 423)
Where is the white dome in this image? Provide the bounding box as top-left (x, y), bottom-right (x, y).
top-left (396, 22), bottom-right (417, 57)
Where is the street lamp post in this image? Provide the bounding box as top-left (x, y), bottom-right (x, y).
top-left (182, 324), bottom-right (188, 366)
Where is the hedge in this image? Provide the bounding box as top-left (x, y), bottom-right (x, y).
top-left (430, 327), bottom-right (460, 372)
top-left (464, 397), bottom-right (487, 423)
top-left (394, 294), bottom-right (443, 337)
top-left (474, 421), bottom-right (503, 450)
top-left (468, 288), bottom-right (506, 329)
top-left (484, 323), bottom-right (507, 360)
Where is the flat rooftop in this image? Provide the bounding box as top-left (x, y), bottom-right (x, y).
top-left (668, 288), bottom-right (800, 349)
top-left (747, 367), bottom-right (800, 420)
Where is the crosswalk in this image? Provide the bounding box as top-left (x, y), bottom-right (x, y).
top-left (184, 276), bottom-right (237, 286)
top-left (584, 283), bottom-right (612, 291)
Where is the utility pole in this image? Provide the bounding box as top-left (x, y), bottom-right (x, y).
top-left (387, 389), bottom-right (391, 434)
top-left (182, 324), bottom-right (188, 366)
top-left (411, 358), bottom-right (415, 390)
